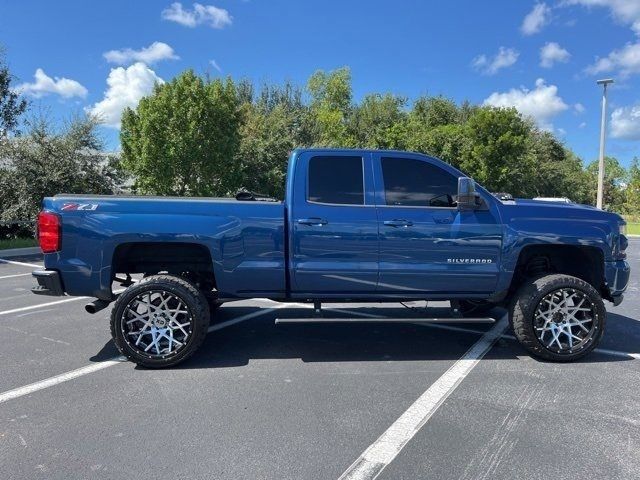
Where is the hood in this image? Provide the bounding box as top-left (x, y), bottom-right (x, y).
top-left (500, 198), bottom-right (624, 223)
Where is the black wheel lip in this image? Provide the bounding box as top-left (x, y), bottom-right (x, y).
top-left (119, 288), bottom-right (195, 361)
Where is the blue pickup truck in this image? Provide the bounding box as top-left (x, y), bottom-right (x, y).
top-left (32, 149), bottom-right (630, 367)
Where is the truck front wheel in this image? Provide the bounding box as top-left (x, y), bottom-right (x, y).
top-left (510, 274), bottom-right (606, 362)
top-left (110, 274), bottom-right (210, 368)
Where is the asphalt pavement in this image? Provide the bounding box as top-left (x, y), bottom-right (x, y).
top-left (0, 242), bottom-right (638, 480)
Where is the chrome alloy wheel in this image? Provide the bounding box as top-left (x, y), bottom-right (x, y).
top-left (121, 290), bottom-right (193, 359)
top-left (534, 288), bottom-right (597, 354)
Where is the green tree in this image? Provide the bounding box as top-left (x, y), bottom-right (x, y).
top-left (0, 115), bottom-right (122, 227)
top-left (586, 156), bottom-right (627, 211)
top-left (527, 131), bottom-right (591, 203)
top-left (236, 82), bottom-right (309, 198)
top-left (410, 96), bottom-right (461, 129)
top-left (461, 107), bottom-right (535, 195)
top-left (403, 96), bottom-right (468, 169)
top-left (0, 49), bottom-right (28, 136)
top-left (306, 67), bottom-right (354, 147)
top-left (350, 93), bottom-right (407, 149)
top-left (624, 158), bottom-right (640, 215)
top-left (121, 70), bottom-right (241, 196)
top-left (405, 123), bottom-right (469, 170)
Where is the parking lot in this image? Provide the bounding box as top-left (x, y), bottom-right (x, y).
top-left (0, 241), bottom-right (638, 480)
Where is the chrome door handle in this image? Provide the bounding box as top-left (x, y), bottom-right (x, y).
top-left (297, 218), bottom-right (328, 226)
top-left (384, 219), bottom-right (413, 227)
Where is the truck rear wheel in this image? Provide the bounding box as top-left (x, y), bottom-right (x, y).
top-left (110, 274), bottom-right (210, 368)
top-left (510, 274), bottom-right (605, 362)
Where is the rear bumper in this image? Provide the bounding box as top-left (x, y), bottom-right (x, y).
top-left (605, 260), bottom-right (630, 304)
top-left (31, 269), bottom-right (65, 296)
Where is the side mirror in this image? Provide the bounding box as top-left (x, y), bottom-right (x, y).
top-left (457, 177), bottom-right (480, 210)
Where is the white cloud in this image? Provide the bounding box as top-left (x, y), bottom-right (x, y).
top-left (210, 59), bottom-right (222, 72)
top-left (579, 121), bottom-right (587, 128)
top-left (611, 103), bottom-right (640, 139)
top-left (540, 42), bottom-right (571, 68)
top-left (521, 2), bottom-right (552, 35)
top-left (87, 62), bottom-right (163, 128)
top-left (15, 68), bottom-right (87, 99)
top-left (483, 78), bottom-right (569, 130)
top-left (161, 2), bottom-right (232, 29)
top-left (574, 102), bottom-right (586, 113)
top-left (472, 47), bottom-right (519, 75)
top-left (586, 41), bottom-right (640, 77)
top-left (563, 0), bottom-right (640, 35)
top-left (104, 42), bottom-right (179, 65)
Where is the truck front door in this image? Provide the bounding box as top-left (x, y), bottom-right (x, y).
top-left (290, 152), bottom-right (379, 295)
top-left (373, 153), bottom-right (502, 295)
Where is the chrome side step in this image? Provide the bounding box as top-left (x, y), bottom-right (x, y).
top-left (275, 317), bottom-right (496, 324)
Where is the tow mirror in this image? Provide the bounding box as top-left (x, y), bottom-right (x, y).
top-left (457, 177), bottom-right (480, 210)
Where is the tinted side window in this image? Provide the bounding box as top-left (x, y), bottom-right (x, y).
top-left (308, 156), bottom-right (364, 205)
top-left (381, 157), bottom-right (457, 207)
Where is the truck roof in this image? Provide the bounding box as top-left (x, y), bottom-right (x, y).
top-left (292, 147), bottom-right (432, 156)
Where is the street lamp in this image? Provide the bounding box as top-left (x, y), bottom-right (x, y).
top-left (596, 78), bottom-right (614, 210)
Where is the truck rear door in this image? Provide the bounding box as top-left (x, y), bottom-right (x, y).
top-left (289, 151), bottom-right (379, 295)
top-left (372, 152), bottom-right (502, 294)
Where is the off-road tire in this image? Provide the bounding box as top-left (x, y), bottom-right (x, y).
top-left (111, 274), bottom-right (210, 368)
top-left (510, 274), bottom-right (606, 362)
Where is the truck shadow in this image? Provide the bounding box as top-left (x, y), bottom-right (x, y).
top-left (90, 307), bottom-right (639, 367)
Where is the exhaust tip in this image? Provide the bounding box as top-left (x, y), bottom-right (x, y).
top-left (85, 299), bottom-right (110, 314)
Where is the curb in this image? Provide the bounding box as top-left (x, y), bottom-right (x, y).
top-left (0, 246), bottom-right (42, 258)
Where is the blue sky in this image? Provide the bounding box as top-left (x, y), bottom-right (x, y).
top-left (1, 0), bottom-right (639, 166)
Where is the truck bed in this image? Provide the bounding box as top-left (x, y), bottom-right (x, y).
top-left (43, 195), bottom-right (286, 299)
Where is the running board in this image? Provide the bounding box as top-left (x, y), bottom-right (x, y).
top-left (275, 317), bottom-right (496, 324)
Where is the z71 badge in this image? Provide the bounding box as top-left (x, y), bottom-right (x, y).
top-left (61, 203), bottom-right (99, 211)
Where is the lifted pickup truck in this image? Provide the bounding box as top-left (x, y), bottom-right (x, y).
top-left (32, 149), bottom-right (630, 367)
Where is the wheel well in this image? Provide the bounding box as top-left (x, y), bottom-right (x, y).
top-left (510, 245), bottom-right (604, 295)
top-left (112, 242), bottom-right (215, 288)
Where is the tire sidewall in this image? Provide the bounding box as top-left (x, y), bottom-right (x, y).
top-left (112, 276), bottom-right (209, 368)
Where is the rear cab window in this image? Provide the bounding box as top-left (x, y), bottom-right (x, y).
top-left (308, 156), bottom-right (364, 205)
top-left (381, 157), bottom-right (457, 207)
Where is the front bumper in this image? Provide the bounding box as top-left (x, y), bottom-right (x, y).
top-left (32, 269), bottom-right (65, 296)
top-left (605, 259), bottom-right (630, 304)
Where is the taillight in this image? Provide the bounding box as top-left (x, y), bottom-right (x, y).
top-left (37, 211), bottom-right (61, 253)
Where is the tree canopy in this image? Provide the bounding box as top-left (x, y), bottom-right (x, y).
top-left (2, 64), bottom-right (638, 238)
top-left (121, 70), bottom-right (241, 196)
top-left (0, 51), bottom-right (28, 136)
top-left (0, 115), bottom-right (123, 228)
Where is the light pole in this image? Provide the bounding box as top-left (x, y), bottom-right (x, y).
top-left (596, 78), bottom-right (614, 210)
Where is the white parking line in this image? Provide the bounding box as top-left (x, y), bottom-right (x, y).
top-left (0, 305), bottom-right (283, 405)
top-left (417, 323), bottom-right (640, 361)
top-left (0, 296), bottom-right (88, 316)
top-left (338, 317), bottom-right (509, 480)
top-left (0, 357), bottom-right (127, 404)
top-left (586, 347), bottom-right (640, 360)
top-left (0, 273), bottom-right (33, 280)
top-left (0, 259), bottom-right (43, 269)
top-left (326, 307), bottom-right (640, 362)
top-left (208, 306), bottom-right (283, 332)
